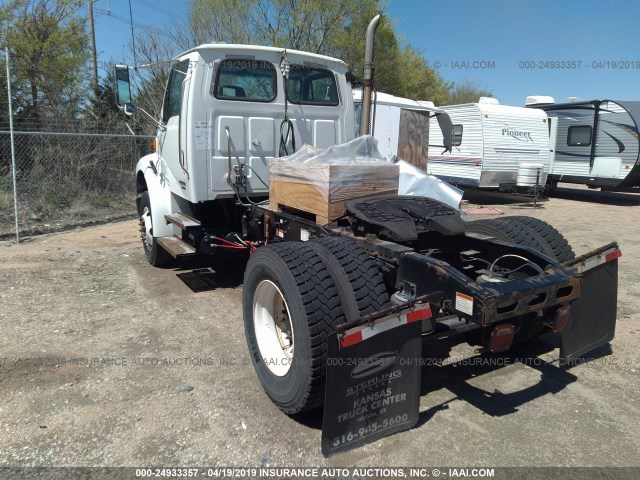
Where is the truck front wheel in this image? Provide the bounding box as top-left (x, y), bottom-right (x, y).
top-left (243, 242), bottom-right (345, 414)
top-left (138, 191), bottom-right (170, 266)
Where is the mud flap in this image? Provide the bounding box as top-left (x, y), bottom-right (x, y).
top-left (321, 307), bottom-right (426, 457)
top-left (560, 244), bottom-right (620, 363)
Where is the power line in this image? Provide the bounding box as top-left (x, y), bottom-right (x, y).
top-left (131, 0), bottom-right (187, 22)
top-left (94, 7), bottom-right (163, 33)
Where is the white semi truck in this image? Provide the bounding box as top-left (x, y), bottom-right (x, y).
top-left (115, 17), bottom-right (621, 455)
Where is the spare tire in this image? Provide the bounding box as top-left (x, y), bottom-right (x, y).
top-left (465, 216), bottom-right (575, 263)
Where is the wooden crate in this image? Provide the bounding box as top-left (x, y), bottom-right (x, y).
top-left (269, 162), bottom-right (399, 225)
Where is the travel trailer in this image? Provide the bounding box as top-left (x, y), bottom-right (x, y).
top-left (352, 89), bottom-right (452, 168)
top-left (526, 97), bottom-right (640, 190)
top-left (427, 100), bottom-right (551, 190)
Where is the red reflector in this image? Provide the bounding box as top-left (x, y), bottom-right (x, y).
top-left (554, 305), bottom-right (571, 333)
top-left (340, 330), bottom-right (363, 348)
top-left (605, 249), bottom-right (622, 262)
top-left (490, 323), bottom-right (515, 353)
top-left (407, 305), bottom-right (432, 323)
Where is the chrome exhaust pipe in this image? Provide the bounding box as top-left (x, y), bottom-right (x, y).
top-left (360, 14), bottom-right (380, 137)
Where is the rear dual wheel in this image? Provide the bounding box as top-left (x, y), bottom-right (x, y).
top-left (466, 216), bottom-right (576, 343)
top-left (465, 216), bottom-right (575, 263)
top-left (243, 238), bottom-right (389, 413)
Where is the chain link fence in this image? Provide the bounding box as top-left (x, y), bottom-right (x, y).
top-left (0, 50), bottom-right (154, 240)
top-left (0, 131), bottom-right (153, 238)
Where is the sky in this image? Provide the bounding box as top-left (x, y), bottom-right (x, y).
top-left (94, 0), bottom-right (640, 106)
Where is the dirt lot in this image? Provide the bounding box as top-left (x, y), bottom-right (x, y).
top-left (1, 185), bottom-right (639, 469)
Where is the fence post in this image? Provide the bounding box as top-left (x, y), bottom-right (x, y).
top-left (5, 47), bottom-right (19, 243)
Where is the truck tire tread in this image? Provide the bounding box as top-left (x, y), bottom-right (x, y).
top-left (243, 242), bottom-right (345, 413)
top-left (308, 236), bottom-right (390, 320)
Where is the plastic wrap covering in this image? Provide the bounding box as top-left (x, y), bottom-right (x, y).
top-left (269, 136), bottom-right (399, 203)
top-left (397, 160), bottom-right (463, 209)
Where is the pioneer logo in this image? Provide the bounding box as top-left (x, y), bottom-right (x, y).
top-left (502, 128), bottom-right (532, 141)
top-left (350, 351), bottom-right (399, 379)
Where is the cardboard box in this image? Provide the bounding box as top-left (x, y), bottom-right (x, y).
top-left (269, 162), bottom-right (399, 225)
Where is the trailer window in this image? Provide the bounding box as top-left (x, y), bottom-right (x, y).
top-left (452, 124), bottom-right (463, 146)
top-left (162, 60), bottom-right (189, 123)
top-left (287, 65), bottom-right (339, 106)
top-left (568, 125), bottom-right (592, 146)
top-left (213, 60), bottom-right (277, 102)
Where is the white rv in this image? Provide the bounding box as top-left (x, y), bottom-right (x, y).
top-left (352, 89), bottom-right (452, 168)
top-left (526, 98), bottom-right (640, 190)
top-left (427, 100), bottom-right (551, 189)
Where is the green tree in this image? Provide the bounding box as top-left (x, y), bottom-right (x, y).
top-left (0, 0), bottom-right (89, 124)
top-left (89, 66), bottom-right (120, 120)
top-left (447, 80), bottom-right (493, 105)
top-left (330, 8), bottom-right (403, 96)
top-left (393, 45), bottom-right (450, 104)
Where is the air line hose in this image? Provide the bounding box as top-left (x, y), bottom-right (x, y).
top-left (279, 50), bottom-right (296, 157)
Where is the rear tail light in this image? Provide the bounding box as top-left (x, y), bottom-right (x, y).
top-left (490, 323), bottom-right (515, 352)
top-left (553, 305), bottom-right (571, 333)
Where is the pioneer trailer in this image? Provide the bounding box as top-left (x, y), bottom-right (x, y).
top-left (526, 97), bottom-right (640, 190)
top-left (114, 16), bottom-right (621, 455)
top-left (427, 100), bottom-right (551, 190)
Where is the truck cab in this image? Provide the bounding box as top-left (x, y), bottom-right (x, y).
top-left (147, 45), bottom-right (354, 204)
top-left (121, 45), bottom-right (355, 241)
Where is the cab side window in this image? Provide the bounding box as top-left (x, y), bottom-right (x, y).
top-left (162, 60), bottom-right (189, 123)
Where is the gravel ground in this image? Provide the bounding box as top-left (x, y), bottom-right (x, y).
top-left (0, 185), bottom-right (639, 470)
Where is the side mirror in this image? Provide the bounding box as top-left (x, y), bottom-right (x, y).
top-left (123, 103), bottom-right (136, 116)
top-left (114, 64), bottom-right (133, 107)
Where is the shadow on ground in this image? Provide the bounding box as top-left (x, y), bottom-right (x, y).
top-left (461, 185), bottom-right (640, 207)
top-left (173, 254), bottom-right (248, 291)
top-left (551, 187), bottom-right (640, 206)
top-left (290, 333), bottom-right (615, 433)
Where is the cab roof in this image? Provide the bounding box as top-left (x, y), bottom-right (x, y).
top-left (177, 44), bottom-right (348, 69)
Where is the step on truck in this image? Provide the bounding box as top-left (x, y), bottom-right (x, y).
top-left (114, 16), bottom-right (621, 455)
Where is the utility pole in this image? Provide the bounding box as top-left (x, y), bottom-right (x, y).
top-left (88, 0), bottom-right (99, 97)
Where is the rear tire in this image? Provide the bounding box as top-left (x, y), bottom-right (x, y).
top-left (307, 236), bottom-right (390, 322)
top-left (138, 191), bottom-right (171, 267)
top-left (465, 216), bottom-right (575, 263)
top-left (243, 242), bottom-right (345, 414)
top-left (509, 216), bottom-right (575, 263)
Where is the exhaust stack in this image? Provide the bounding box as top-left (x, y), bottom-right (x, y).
top-left (360, 14), bottom-right (380, 137)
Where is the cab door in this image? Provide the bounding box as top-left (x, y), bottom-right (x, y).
top-left (157, 59), bottom-right (191, 195)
